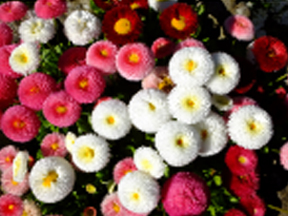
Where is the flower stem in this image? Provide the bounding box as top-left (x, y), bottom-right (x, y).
top-left (276, 74), bottom-right (287, 83)
top-left (268, 204), bottom-right (288, 214)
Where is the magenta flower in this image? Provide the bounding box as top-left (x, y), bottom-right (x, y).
top-left (40, 132), bottom-right (67, 157)
top-left (0, 1), bottom-right (28, 22)
top-left (0, 145), bottom-right (17, 172)
top-left (0, 22), bottom-right (13, 47)
top-left (240, 194), bottom-right (266, 216)
top-left (224, 209), bottom-right (246, 216)
top-left (0, 194), bottom-right (23, 216)
top-left (113, 157), bottom-right (137, 184)
top-left (34, 0), bottom-right (67, 19)
top-left (0, 73), bottom-right (18, 110)
top-left (0, 44), bottom-right (21, 79)
top-left (151, 37), bottom-right (175, 59)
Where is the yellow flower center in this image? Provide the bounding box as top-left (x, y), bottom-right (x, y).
top-left (79, 78), bottom-right (89, 89)
top-left (171, 16), bottom-right (186, 31)
top-left (158, 76), bottom-right (174, 92)
top-left (130, 3), bottom-right (140, 10)
top-left (114, 18), bottom-right (132, 35)
top-left (267, 49), bottom-right (276, 58)
top-left (185, 60), bottom-right (197, 72)
top-left (238, 156), bottom-right (247, 164)
top-left (217, 67), bottom-right (226, 76)
top-left (128, 53), bottom-right (140, 63)
top-left (141, 159), bottom-right (152, 171)
top-left (100, 49), bottom-right (108, 57)
top-left (8, 204), bottom-right (14, 210)
top-left (12, 180), bottom-right (19, 186)
top-left (113, 202), bottom-right (121, 213)
top-left (148, 102), bottom-right (156, 111)
top-left (182, 96), bottom-right (199, 111)
top-left (5, 156), bottom-right (11, 162)
top-left (50, 143), bottom-right (59, 151)
top-left (106, 116), bottom-right (115, 125)
top-left (78, 146), bottom-right (95, 163)
top-left (56, 105), bottom-right (67, 114)
top-left (175, 135), bottom-right (189, 148)
top-left (42, 171), bottom-right (58, 188)
top-left (246, 120), bottom-right (262, 134)
top-left (13, 120), bottom-right (25, 129)
top-left (31, 21), bottom-right (44, 34)
top-left (30, 86), bottom-right (40, 94)
top-left (131, 192), bottom-right (140, 201)
top-left (15, 52), bottom-right (29, 64)
top-left (22, 210), bottom-right (28, 216)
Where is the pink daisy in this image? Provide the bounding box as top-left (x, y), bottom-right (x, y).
top-left (224, 14), bottom-right (254, 41)
top-left (86, 40), bottom-right (118, 75)
top-left (174, 37), bottom-right (205, 52)
top-left (240, 194), bottom-right (266, 216)
top-left (18, 72), bottom-right (58, 111)
top-left (40, 132), bottom-right (67, 157)
top-left (151, 37), bottom-right (175, 59)
top-left (0, 145), bottom-right (17, 172)
top-left (0, 44), bottom-right (21, 79)
top-left (34, 0), bottom-right (67, 19)
top-left (1, 167), bottom-right (29, 196)
top-left (1, 105), bottom-right (41, 143)
top-left (0, 194), bottom-right (23, 216)
top-left (161, 172), bottom-right (210, 216)
top-left (280, 142), bottom-right (288, 170)
top-left (64, 65), bottom-right (106, 104)
top-left (116, 43), bottom-right (155, 81)
top-left (42, 90), bottom-right (82, 127)
top-left (58, 47), bottom-right (87, 75)
top-left (0, 73), bottom-right (18, 110)
top-left (0, 22), bottom-right (13, 47)
top-left (83, 206), bottom-right (97, 216)
top-left (0, 1), bottom-right (28, 23)
top-left (224, 209), bottom-right (246, 216)
top-left (113, 157), bottom-right (137, 184)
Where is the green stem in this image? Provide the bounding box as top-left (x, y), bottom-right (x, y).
top-left (268, 204), bottom-right (288, 214)
top-left (276, 73), bottom-right (287, 82)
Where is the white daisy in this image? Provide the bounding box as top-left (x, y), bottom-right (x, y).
top-left (155, 121), bottom-right (200, 167)
top-left (148, 0), bottom-right (178, 12)
top-left (211, 94), bottom-right (233, 111)
top-left (19, 17), bottom-right (55, 44)
top-left (227, 105), bottom-right (273, 150)
top-left (118, 170), bottom-right (160, 214)
top-left (71, 134), bottom-right (110, 172)
top-left (9, 42), bottom-right (40, 76)
top-left (128, 89), bottom-right (171, 133)
top-left (64, 10), bottom-right (102, 46)
top-left (65, 131), bottom-right (77, 154)
top-left (91, 99), bottom-right (132, 140)
top-left (12, 151), bottom-right (29, 182)
top-left (29, 156), bottom-right (75, 203)
top-left (168, 47), bottom-right (214, 86)
top-left (168, 85), bottom-right (211, 124)
top-left (195, 112), bottom-right (228, 157)
top-left (133, 146), bottom-right (166, 179)
top-left (205, 52), bottom-right (241, 95)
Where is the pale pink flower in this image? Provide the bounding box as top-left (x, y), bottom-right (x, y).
top-left (280, 142), bottom-right (288, 170)
top-left (41, 132), bottom-right (67, 157)
top-left (113, 157), bottom-right (137, 184)
top-left (0, 145), bottom-right (18, 172)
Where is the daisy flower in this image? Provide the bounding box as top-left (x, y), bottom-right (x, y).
top-left (64, 10), bottom-right (102, 46)
top-left (195, 112), bottom-right (228, 157)
top-left (118, 170), bottom-right (160, 214)
top-left (225, 145), bottom-right (258, 175)
top-left (64, 65), bottom-right (106, 104)
top-left (224, 209), bottom-right (246, 216)
top-left (0, 73), bottom-right (18, 110)
top-left (34, 0), bottom-right (67, 19)
top-left (41, 133), bottom-right (67, 157)
top-left (168, 47), bottom-right (214, 86)
top-left (168, 85), bottom-right (211, 124)
top-left (71, 134), bottom-right (110, 172)
top-left (0, 1), bottom-right (28, 22)
top-left (0, 194), bottom-right (23, 216)
top-left (42, 90), bottom-right (82, 128)
top-left (0, 145), bottom-right (17, 171)
top-left (159, 3), bottom-right (198, 39)
top-left (86, 40), bottom-right (118, 75)
top-left (211, 94), bottom-right (233, 112)
top-left (133, 146), bottom-right (166, 179)
top-left (280, 142), bottom-right (288, 170)
top-left (123, 0), bottom-right (149, 10)
top-left (224, 14), bottom-right (254, 41)
top-left (116, 43), bottom-right (155, 81)
top-left (0, 22), bottom-right (13, 47)
top-left (65, 131), bottom-right (77, 154)
top-left (161, 172), bottom-right (210, 216)
top-left (251, 36), bottom-right (288, 72)
top-left (91, 99), bottom-right (132, 140)
top-left (102, 6), bottom-right (143, 45)
top-left (174, 37), bottom-right (205, 52)
top-left (240, 194), bottom-right (266, 216)
top-left (19, 17), bottom-right (55, 44)
top-left (155, 121), bottom-right (200, 167)
top-left (18, 72), bottom-right (58, 111)
top-left (128, 88), bottom-right (171, 133)
top-left (12, 151), bottom-right (29, 182)
top-left (151, 37), bottom-right (175, 59)
top-left (9, 42), bottom-right (40, 76)
top-left (0, 44), bottom-right (21, 79)
top-left (113, 157), bottom-right (137, 184)
top-left (93, 0), bottom-right (115, 11)
top-left (1, 105), bottom-right (41, 143)
top-left (29, 156), bottom-right (75, 203)
top-left (22, 200), bottom-right (41, 216)
top-left (148, 0), bottom-right (177, 12)
top-left (227, 105), bottom-right (273, 149)
top-left (205, 52), bottom-right (240, 95)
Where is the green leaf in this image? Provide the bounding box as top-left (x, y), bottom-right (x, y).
top-left (213, 175), bottom-right (222, 186)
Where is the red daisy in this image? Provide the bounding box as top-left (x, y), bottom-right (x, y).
top-left (240, 194), bottom-right (266, 216)
top-left (224, 209), bottom-right (246, 216)
top-left (0, 1), bottom-right (28, 23)
top-left (0, 194), bottom-right (23, 216)
top-left (102, 6), bottom-right (143, 45)
top-left (159, 3), bottom-right (198, 39)
top-left (118, 0), bottom-right (149, 10)
top-left (34, 0), bottom-right (67, 19)
top-left (252, 36), bottom-right (288, 72)
top-left (0, 73), bottom-right (18, 110)
top-left (151, 37), bottom-right (175, 59)
top-left (93, 0), bottom-right (115, 11)
top-left (40, 132), bottom-right (67, 157)
top-left (0, 145), bottom-right (17, 172)
top-left (113, 157), bottom-right (137, 184)
top-left (0, 22), bottom-right (13, 47)
top-left (42, 90), bottom-right (82, 128)
top-left (224, 145), bottom-right (258, 176)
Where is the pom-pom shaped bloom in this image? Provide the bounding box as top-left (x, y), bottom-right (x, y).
top-left (162, 172), bottom-right (210, 216)
top-left (1, 105), bottom-right (41, 143)
top-left (160, 3), bottom-right (198, 39)
top-left (0, 194), bottom-right (23, 216)
top-left (71, 134), bottom-right (110, 172)
top-left (91, 99), bottom-right (132, 140)
top-left (227, 105), bottom-right (273, 149)
top-left (64, 65), bottom-right (106, 104)
top-left (34, 0), bottom-right (67, 19)
top-left (22, 200), bottom-right (41, 216)
top-left (116, 43), bottom-right (155, 81)
top-left (19, 17), bottom-right (55, 44)
top-left (225, 145), bottom-right (258, 175)
top-left (211, 94), bottom-right (233, 112)
top-left (9, 42), bottom-right (40, 76)
top-left (42, 90), bottom-right (82, 128)
top-left (102, 6), bottom-right (143, 45)
top-left (0, 1), bottom-right (28, 22)
top-left (205, 52), bottom-right (240, 95)
top-left (128, 89), bottom-right (171, 133)
top-left (93, 0), bottom-right (115, 11)
top-left (0, 44), bottom-right (21, 78)
top-left (0, 73), bottom-right (18, 110)
top-left (12, 151), bottom-right (29, 182)
top-left (168, 85), bottom-right (211, 124)
top-left (58, 47), bottom-right (87, 75)
top-left (29, 156), bottom-right (75, 203)
top-left (151, 37), bottom-right (175, 59)
top-left (64, 10), bottom-right (102, 46)
top-left (118, 170), bottom-right (160, 214)
top-left (155, 121), bottom-right (200, 167)
top-left (41, 133), bottom-right (67, 157)
top-left (174, 37), bottom-right (205, 52)
top-left (133, 146), bottom-right (166, 179)
top-left (280, 142), bottom-right (288, 170)
top-left (0, 145), bottom-right (17, 171)
top-left (148, 0), bottom-right (177, 12)
top-left (0, 22), bottom-right (13, 46)
top-left (224, 209), bottom-right (246, 216)
top-left (168, 47), bottom-right (214, 86)
top-left (240, 194), bottom-right (266, 216)
top-left (224, 15), bottom-right (254, 41)
top-left (86, 40), bottom-right (118, 75)
top-left (18, 72), bottom-right (57, 111)
top-left (113, 157), bottom-right (137, 184)
top-left (196, 112), bottom-right (228, 157)
top-left (251, 36), bottom-right (288, 72)
top-left (65, 131), bottom-right (77, 154)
